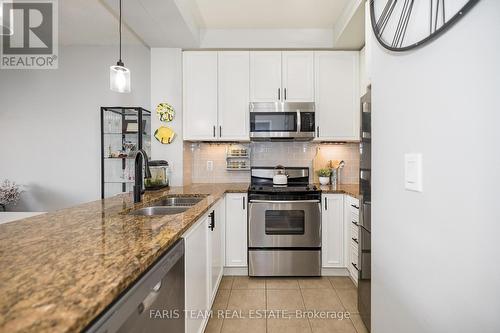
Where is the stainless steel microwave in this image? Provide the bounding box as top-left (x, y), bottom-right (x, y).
top-left (249, 102), bottom-right (315, 141)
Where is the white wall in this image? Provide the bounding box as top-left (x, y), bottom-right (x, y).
top-left (0, 45), bottom-right (150, 211)
top-left (150, 48), bottom-right (183, 186)
top-left (372, 1), bottom-right (500, 333)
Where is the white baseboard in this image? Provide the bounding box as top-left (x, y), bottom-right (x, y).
top-left (223, 267), bottom-right (248, 276)
top-left (321, 267), bottom-right (350, 276)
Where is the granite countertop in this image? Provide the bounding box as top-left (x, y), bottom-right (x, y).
top-left (316, 183), bottom-right (360, 199)
top-left (0, 182), bottom-right (359, 333)
top-left (0, 183), bottom-right (248, 333)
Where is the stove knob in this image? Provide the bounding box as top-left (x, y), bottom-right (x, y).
top-left (313, 185), bottom-right (317, 190)
top-left (305, 186), bottom-right (310, 190)
top-left (251, 186), bottom-right (256, 190)
top-left (259, 186), bottom-right (263, 190)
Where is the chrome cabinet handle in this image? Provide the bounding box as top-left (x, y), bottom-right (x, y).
top-left (284, 88), bottom-right (287, 100)
top-left (351, 204), bottom-right (359, 209)
top-left (213, 125), bottom-right (216, 137)
top-left (352, 263), bottom-right (359, 271)
top-left (242, 197), bottom-right (246, 210)
top-left (316, 126), bottom-right (320, 137)
top-left (352, 237), bottom-right (358, 244)
top-left (352, 221), bottom-right (359, 226)
top-left (324, 197), bottom-right (327, 210)
top-left (219, 126), bottom-right (222, 137)
top-left (278, 88), bottom-right (281, 100)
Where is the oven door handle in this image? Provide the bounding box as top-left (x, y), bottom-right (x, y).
top-left (249, 200), bottom-right (320, 204)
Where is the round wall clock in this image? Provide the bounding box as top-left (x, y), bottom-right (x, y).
top-left (370, 0), bottom-right (480, 52)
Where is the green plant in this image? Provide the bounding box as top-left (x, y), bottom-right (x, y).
top-left (317, 168), bottom-right (331, 177)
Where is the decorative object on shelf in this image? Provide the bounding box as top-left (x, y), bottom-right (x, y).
top-left (156, 103), bottom-right (175, 122)
top-left (370, 0), bottom-right (480, 52)
top-left (226, 144), bottom-right (250, 171)
top-left (317, 169), bottom-right (331, 186)
top-left (0, 180), bottom-right (23, 211)
top-left (100, 107), bottom-right (151, 199)
top-left (154, 126), bottom-right (176, 144)
top-left (109, 0), bottom-right (131, 93)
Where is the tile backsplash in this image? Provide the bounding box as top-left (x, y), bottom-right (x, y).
top-left (184, 142), bottom-right (359, 184)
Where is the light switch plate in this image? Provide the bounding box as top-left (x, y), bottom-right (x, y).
top-left (404, 153), bottom-right (423, 192)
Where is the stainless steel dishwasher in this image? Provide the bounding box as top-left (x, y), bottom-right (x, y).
top-left (86, 239), bottom-right (185, 333)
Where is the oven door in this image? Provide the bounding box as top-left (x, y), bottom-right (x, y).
top-left (248, 200), bottom-right (321, 248)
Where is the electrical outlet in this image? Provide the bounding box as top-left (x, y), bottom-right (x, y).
top-left (206, 160), bottom-right (213, 171)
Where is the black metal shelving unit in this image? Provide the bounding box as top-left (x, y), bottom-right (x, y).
top-left (100, 107), bottom-right (151, 199)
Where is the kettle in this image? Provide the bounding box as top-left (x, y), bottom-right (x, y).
top-left (273, 165), bottom-right (288, 185)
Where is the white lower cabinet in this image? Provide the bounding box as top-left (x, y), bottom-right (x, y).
top-left (209, 199), bottom-right (225, 303)
top-left (225, 193), bottom-right (248, 267)
top-left (345, 196), bottom-right (360, 284)
top-left (183, 195), bottom-right (244, 333)
top-left (184, 214), bottom-right (209, 333)
top-left (321, 194), bottom-right (345, 267)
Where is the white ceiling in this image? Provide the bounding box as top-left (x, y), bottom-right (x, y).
top-left (56, 0), bottom-right (364, 49)
top-left (193, 0), bottom-right (352, 29)
top-left (58, 0), bottom-right (144, 46)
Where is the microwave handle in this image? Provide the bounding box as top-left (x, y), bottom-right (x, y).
top-left (297, 111), bottom-right (301, 133)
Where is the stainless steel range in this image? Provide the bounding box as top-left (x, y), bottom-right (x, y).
top-left (248, 166), bottom-right (321, 276)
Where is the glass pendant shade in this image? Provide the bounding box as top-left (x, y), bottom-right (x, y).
top-left (110, 63), bottom-right (130, 93)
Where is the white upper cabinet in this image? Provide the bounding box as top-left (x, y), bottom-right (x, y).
top-left (282, 51), bottom-right (314, 102)
top-left (314, 51), bottom-right (359, 141)
top-left (218, 51), bottom-right (250, 141)
top-left (250, 51), bottom-right (314, 102)
top-left (250, 51), bottom-right (282, 102)
top-left (183, 51), bottom-right (218, 140)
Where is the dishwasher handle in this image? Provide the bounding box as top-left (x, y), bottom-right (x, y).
top-left (138, 281), bottom-right (162, 314)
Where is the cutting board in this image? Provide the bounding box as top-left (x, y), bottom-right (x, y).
top-left (312, 147), bottom-right (329, 184)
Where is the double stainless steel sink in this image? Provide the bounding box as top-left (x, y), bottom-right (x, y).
top-left (129, 196), bottom-right (207, 216)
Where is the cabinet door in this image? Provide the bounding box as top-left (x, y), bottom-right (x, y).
top-left (183, 51), bottom-right (218, 140)
top-left (225, 193), bottom-right (248, 267)
top-left (250, 51), bottom-right (282, 102)
top-left (218, 51), bottom-right (250, 140)
top-left (321, 194), bottom-right (345, 267)
top-left (282, 51), bottom-right (314, 102)
top-left (314, 51), bottom-right (359, 141)
top-left (184, 216), bottom-right (209, 333)
top-left (209, 199), bottom-right (225, 304)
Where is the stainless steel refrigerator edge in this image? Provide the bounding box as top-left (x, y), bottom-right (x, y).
top-left (358, 86), bottom-right (372, 331)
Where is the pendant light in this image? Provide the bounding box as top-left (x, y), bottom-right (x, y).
top-left (110, 0), bottom-right (130, 93)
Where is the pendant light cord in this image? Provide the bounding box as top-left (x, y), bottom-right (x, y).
top-left (119, 0), bottom-right (122, 63)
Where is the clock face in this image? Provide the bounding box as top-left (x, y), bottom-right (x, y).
top-left (370, 0), bottom-right (480, 51)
